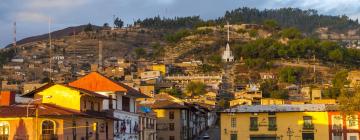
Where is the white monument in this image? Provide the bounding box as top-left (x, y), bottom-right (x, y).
top-left (222, 22), bottom-right (234, 62)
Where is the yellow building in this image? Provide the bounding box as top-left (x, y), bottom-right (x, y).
top-left (230, 98), bottom-right (252, 107)
top-left (152, 64), bottom-right (167, 76)
top-left (1, 84), bottom-right (114, 140)
top-left (220, 104), bottom-right (329, 140)
top-left (261, 98), bottom-right (285, 105)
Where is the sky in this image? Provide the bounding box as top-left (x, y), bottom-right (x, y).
top-left (1, 0), bottom-right (360, 48)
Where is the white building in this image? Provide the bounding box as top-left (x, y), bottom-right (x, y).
top-left (222, 22), bottom-right (234, 62)
top-left (69, 72), bottom-right (150, 140)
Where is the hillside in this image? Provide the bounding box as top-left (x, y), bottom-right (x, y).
top-left (5, 24), bottom-right (102, 48)
top-left (1, 7), bottom-right (360, 84)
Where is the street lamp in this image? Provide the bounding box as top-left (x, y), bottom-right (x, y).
top-left (26, 95), bottom-right (52, 117)
top-left (286, 127), bottom-right (294, 140)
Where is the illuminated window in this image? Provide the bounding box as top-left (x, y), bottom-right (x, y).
top-left (0, 122), bottom-right (9, 140)
top-left (231, 118), bottom-right (236, 128)
top-left (41, 120), bottom-right (56, 140)
top-left (347, 115), bottom-right (358, 129)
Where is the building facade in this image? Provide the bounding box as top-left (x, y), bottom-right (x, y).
top-left (69, 72), bottom-right (149, 140)
top-left (221, 105), bottom-right (330, 140)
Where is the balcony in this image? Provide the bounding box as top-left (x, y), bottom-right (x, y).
top-left (268, 125), bottom-right (277, 131)
top-left (146, 124), bottom-right (155, 129)
top-left (250, 125), bottom-right (258, 131)
top-left (333, 124), bottom-right (343, 130)
top-left (303, 124), bottom-right (314, 130)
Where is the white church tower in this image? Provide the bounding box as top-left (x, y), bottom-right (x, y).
top-left (222, 22), bottom-right (234, 62)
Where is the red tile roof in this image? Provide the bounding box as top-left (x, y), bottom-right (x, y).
top-left (21, 83), bottom-right (108, 99)
top-left (0, 104), bottom-right (116, 120)
top-left (69, 72), bottom-right (149, 98)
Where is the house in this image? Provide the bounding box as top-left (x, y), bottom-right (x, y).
top-left (220, 104), bottom-right (330, 140)
top-left (140, 93), bottom-right (209, 140)
top-left (140, 71), bottom-right (162, 83)
top-left (1, 83), bottom-right (115, 140)
top-left (259, 72), bottom-right (276, 80)
top-left (137, 103), bottom-right (157, 140)
top-left (327, 105), bottom-right (360, 140)
top-left (152, 64), bottom-right (167, 76)
top-left (69, 72), bottom-right (149, 140)
top-left (22, 83), bottom-right (47, 94)
top-left (229, 98), bottom-right (253, 106)
top-left (301, 87), bottom-right (322, 100)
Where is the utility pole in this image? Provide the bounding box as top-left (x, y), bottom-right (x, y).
top-left (13, 21), bottom-right (16, 49)
top-left (48, 17), bottom-right (52, 81)
top-left (98, 40), bottom-right (103, 71)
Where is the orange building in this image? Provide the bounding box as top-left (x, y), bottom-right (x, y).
top-left (328, 108), bottom-right (360, 140)
top-left (0, 90), bottom-right (114, 140)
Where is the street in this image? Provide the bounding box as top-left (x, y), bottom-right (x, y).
top-left (195, 125), bottom-right (220, 140)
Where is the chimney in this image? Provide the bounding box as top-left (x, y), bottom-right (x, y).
top-left (0, 91), bottom-right (16, 106)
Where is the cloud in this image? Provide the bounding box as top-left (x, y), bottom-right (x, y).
top-left (25, 0), bottom-right (90, 9)
top-left (16, 12), bottom-right (49, 23)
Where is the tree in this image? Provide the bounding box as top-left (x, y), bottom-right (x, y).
top-left (338, 88), bottom-right (360, 114)
top-left (185, 81), bottom-right (207, 97)
top-left (278, 67), bottom-right (304, 84)
top-left (103, 23), bottom-right (109, 27)
top-left (114, 17), bottom-right (124, 28)
top-left (84, 23), bottom-right (93, 32)
top-left (332, 70), bottom-right (349, 89)
top-left (329, 49), bottom-right (343, 63)
top-left (161, 88), bottom-right (183, 98)
top-left (134, 48), bottom-right (146, 59)
top-left (270, 90), bottom-right (289, 99)
top-left (280, 27), bottom-right (302, 39)
top-left (260, 79), bottom-right (279, 98)
top-left (263, 19), bottom-right (279, 31)
top-left (208, 55), bottom-right (222, 66)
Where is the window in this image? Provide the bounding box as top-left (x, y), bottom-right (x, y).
top-left (41, 120), bottom-right (56, 140)
top-left (0, 122), bottom-right (9, 140)
top-left (83, 100), bottom-right (87, 111)
top-left (109, 95), bottom-right (113, 109)
top-left (333, 133), bottom-right (343, 140)
top-left (97, 103), bottom-right (100, 111)
top-left (268, 117), bottom-right (277, 131)
top-left (90, 102), bottom-right (94, 111)
top-left (250, 117), bottom-right (258, 131)
top-left (303, 116), bottom-right (314, 129)
top-left (169, 123), bottom-right (175, 131)
top-left (231, 118), bottom-right (236, 128)
top-left (332, 115), bottom-right (343, 130)
top-left (350, 136), bottom-right (357, 140)
top-left (169, 136), bottom-right (175, 140)
top-left (122, 96), bottom-right (130, 112)
top-left (230, 134), bottom-right (237, 140)
top-left (347, 115), bottom-right (358, 129)
top-left (169, 111), bottom-right (175, 120)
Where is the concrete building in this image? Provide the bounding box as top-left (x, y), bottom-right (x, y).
top-left (220, 104), bottom-right (330, 140)
top-left (137, 103), bottom-right (157, 140)
top-left (69, 72), bottom-right (149, 140)
top-left (9, 83), bottom-right (115, 140)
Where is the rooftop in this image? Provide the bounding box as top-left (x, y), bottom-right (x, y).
top-left (222, 104), bottom-right (339, 113)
